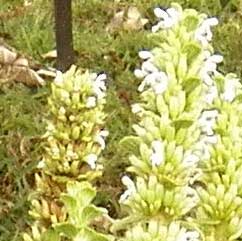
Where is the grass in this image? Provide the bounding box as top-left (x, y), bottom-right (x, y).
top-left (0, 0), bottom-right (242, 240)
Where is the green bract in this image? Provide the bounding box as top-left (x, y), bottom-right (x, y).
top-left (54, 181), bottom-right (113, 241)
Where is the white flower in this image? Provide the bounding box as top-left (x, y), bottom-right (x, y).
top-left (134, 69), bottom-right (146, 79)
top-left (200, 109), bottom-right (219, 120)
top-left (194, 140), bottom-right (211, 160)
top-left (150, 140), bottom-right (165, 167)
top-left (222, 77), bottom-right (241, 102)
top-left (154, 7), bottom-right (169, 19)
top-left (199, 109), bottom-right (219, 135)
top-left (208, 54), bottom-right (223, 63)
top-left (183, 151), bottom-right (200, 167)
top-left (93, 73), bottom-right (107, 100)
top-left (138, 50), bottom-right (153, 60)
top-left (200, 54), bottom-right (223, 86)
top-left (142, 61), bottom-right (159, 73)
top-left (195, 17), bottom-right (218, 46)
top-left (120, 176), bottom-right (136, 203)
top-left (131, 103), bottom-right (142, 114)
top-left (86, 96), bottom-right (96, 108)
top-left (153, 81), bottom-right (168, 94)
top-left (152, 7), bottom-right (180, 32)
top-left (189, 169), bottom-right (203, 185)
top-left (37, 160), bottom-right (45, 169)
top-left (54, 71), bottom-right (64, 86)
top-left (86, 154), bottom-right (98, 169)
top-left (183, 230), bottom-right (200, 241)
top-left (138, 71), bottom-right (168, 94)
top-left (205, 85), bottom-right (218, 104)
top-left (201, 135), bottom-right (218, 144)
top-left (95, 130), bottom-right (109, 150)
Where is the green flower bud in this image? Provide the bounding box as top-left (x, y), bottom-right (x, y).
top-left (71, 126), bottom-right (80, 140)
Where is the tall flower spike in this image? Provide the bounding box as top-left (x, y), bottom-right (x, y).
top-left (24, 66), bottom-right (110, 241)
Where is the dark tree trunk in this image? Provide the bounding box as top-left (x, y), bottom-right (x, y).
top-left (54, 0), bottom-right (75, 72)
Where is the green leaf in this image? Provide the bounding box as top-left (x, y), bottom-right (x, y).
top-left (42, 229), bottom-right (60, 241)
top-left (74, 228), bottom-right (113, 241)
top-left (60, 195), bottom-right (77, 217)
top-left (82, 205), bottom-right (107, 225)
top-left (54, 223), bottom-right (78, 238)
top-left (66, 181), bottom-right (96, 207)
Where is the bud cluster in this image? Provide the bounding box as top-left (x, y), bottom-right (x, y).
top-left (23, 66), bottom-right (111, 241)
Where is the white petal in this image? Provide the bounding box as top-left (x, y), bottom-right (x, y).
top-left (96, 73), bottom-right (107, 82)
top-left (54, 71), bottom-right (64, 85)
top-left (138, 80), bottom-right (146, 92)
top-left (134, 69), bottom-right (146, 79)
top-left (154, 8), bottom-right (168, 19)
top-left (151, 140), bottom-right (164, 166)
top-left (205, 17), bottom-right (219, 26)
top-left (142, 61), bottom-right (158, 73)
top-left (163, 17), bottom-right (174, 28)
top-left (131, 103), bottom-right (142, 114)
top-left (167, 8), bottom-right (180, 21)
top-left (144, 73), bottom-right (157, 85)
top-left (183, 153), bottom-right (199, 167)
top-left (153, 82), bottom-right (168, 94)
top-left (100, 130), bottom-right (109, 137)
top-left (86, 154), bottom-right (98, 169)
top-left (222, 88), bottom-right (236, 102)
top-left (205, 85), bottom-right (218, 104)
top-left (151, 23), bottom-right (161, 33)
top-left (138, 50), bottom-right (153, 60)
top-left (209, 54), bottom-right (223, 63)
top-left (86, 96), bottom-right (96, 108)
top-left (37, 160), bottom-right (45, 169)
top-left (122, 175), bottom-right (135, 189)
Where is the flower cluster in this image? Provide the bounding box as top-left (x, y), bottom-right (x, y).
top-left (114, 3), bottom-right (242, 241)
top-left (42, 66), bottom-right (108, 176)
top-left (120, 221), bottom-right (200, 241)
top-left (23, 66), bottom-right (111, 241)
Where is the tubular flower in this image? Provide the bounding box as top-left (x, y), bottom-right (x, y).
top-left (152, 6), bottom-right (181, 32)
top-left (150, 140), bottom-right (165, 167)
top-left (120, 176), bottom-right (136, 203)
top-left (195, 17), bottom-right (218, 46)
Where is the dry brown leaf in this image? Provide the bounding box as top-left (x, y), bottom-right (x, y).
top-left (37, 68), bottom-right (56, 78)
top-left (106, 7), bottom-right (148, 32)
top-left (0, 45), bottom-right (45, 86)
top-left (106, 11), bottom-right (124, 33)
top-left (123, 7), bottom-right (148, 31)
top-left (0, 45), bottom-right (17, 64)
top-left (13, 57), bottom-right (29, 67)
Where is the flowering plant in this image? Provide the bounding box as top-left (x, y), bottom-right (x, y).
top-left (113, 3), bottom-right (242, 241)
top-left (23, 66), bottom-right (111, 241)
